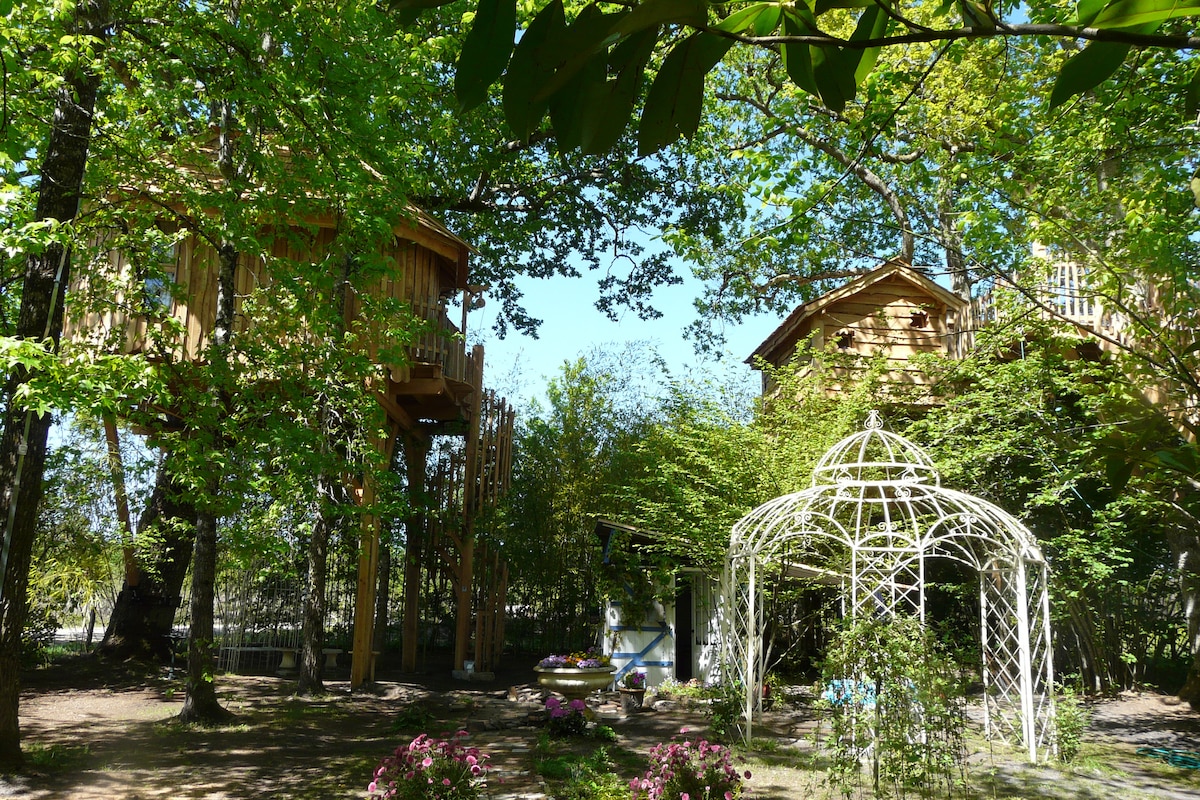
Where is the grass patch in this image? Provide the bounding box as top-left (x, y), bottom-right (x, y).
top-left (388, 703), bottom-right (437, 734)
top-left (24, 742), bottom-right (90, 770)
top-left (535, 745), bottom-right (629, 800)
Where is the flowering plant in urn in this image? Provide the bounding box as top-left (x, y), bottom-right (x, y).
top-left (621, 670), bottom-right (647, 690)
top-left (537, 646), bottom-right (610, 669)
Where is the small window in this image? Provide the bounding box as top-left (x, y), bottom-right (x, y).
top-left (909, 310), bottom-right (928, 328)
top-left (142, 242), bottom-right (177, 313)
top-left (836, 329), bottom-right (854, 349)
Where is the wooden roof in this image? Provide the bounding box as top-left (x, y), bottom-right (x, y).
top-left (747, 260), bottom-right (967, 366)
top-left (124, 140), bottom-right (473, 289)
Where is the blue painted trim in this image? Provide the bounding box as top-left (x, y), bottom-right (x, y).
top-left (612, 628), bottom-right (673, 683)
top-left (609, 625), bottom-right (670, 633)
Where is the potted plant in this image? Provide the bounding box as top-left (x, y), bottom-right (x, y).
top-left (618, 669), bottom-right (647, 712)
top-left (534, 648), bottom-right (615, 698)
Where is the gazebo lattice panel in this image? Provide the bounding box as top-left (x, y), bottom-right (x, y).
top-left (720, 411), bottom-right (1056, 761)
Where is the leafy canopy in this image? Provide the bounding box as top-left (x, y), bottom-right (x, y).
top-left (392, 0), bottom-right (1200, 156)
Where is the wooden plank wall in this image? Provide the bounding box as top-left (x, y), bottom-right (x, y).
top-left (70, 226), bottom-right (462, 384)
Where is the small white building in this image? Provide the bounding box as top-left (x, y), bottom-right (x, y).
top-left (594, 519), bottom-right (721, 688)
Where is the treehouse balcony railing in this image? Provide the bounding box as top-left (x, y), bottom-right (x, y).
top-left (407, 299), bottom-right (471, 384)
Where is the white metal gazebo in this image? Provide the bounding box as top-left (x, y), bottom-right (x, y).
top-left (720, 411), bottom-right (1056, 761)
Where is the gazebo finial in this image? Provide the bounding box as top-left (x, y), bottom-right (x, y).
top-left (865, 409), bottom-right (883, 429)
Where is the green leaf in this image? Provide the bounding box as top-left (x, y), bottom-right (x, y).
top-left (1105, 453), bottom-right (1134, 493)
top-left (549, 48), bottom-right (607, 151)
top-left (1091, 0), bottom-right (1200, 28)
top-left (811, 44), bottom-right (851, 112)
top-left (455, 0), bottom-right (517, 110)
top-left (529, 6), bottom-right (627, 103)
top-left (580, 27), bottom-right (658, 154)
top-left (754, 5), bottom-right (783, 35)
top-left (1073, 0), bottom-right (1112, 25)
top-left (1155, 447), bottom-right (1199, 474)
top-left (714, 3), bottom-right (779, 35)
top-left (845, 4), bottom-right (890, 85)
top-left (814, 0), bottom-right (876, 13)
top-left (958, 0), bottom-right (995, 29)
top-left (1048, 40), bottom-right (1131, 108)
top-left (613, 0), bottom-right (707, 35)
top-left (781, 11), bottom-right (819, 97)
top-left (637, 32), bottom-right (734, 156)
top-left (1186, 65), bottom-right (1200, 117)
top-left (387, 0), bottom-right (458, 25)
top-left (504, 0), bottom-right (567, 140)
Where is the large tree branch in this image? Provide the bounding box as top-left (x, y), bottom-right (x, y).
top-left (719, 91), bottom-right (915, 264)
top-left (708, 23), bottom-right (1200, 51)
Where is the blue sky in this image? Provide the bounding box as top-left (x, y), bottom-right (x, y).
top-left (465, 270), bottom-right (784, 407)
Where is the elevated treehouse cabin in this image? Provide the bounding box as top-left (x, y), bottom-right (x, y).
top-left (66, 198), bottom-right (511, 686)
top-left (748, 261), bottom-right (968, 402)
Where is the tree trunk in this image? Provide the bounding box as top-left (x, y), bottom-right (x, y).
top-left (177, 508), bottom-right (232, 724)
top-left (373, 544), bottom-right (391, 654)
top-left (176, 118), bottom-right (238, 720)
top-left (0, 0), bottom-right (107, 770)
top-left (1167, 500), bottom-right (1200, 708)
top-left (99, 455), bottom-right (196, 661)
top-left (297, 474), bottom-right (338, 695)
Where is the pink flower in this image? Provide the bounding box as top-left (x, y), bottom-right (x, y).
top-left (421, 757), bottom-right (433, 768)
top-left (367, 781), bottom-right (377, 792)
top-left (443, 778), bottom-right (452, 786)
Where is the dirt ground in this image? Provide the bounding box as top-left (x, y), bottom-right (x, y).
top-left (4, 656), bottom-right (1200, 800)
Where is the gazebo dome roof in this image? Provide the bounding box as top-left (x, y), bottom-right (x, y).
top-left (812, 409), bottom-right (940, 487)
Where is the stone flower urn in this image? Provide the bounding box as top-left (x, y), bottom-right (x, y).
top-left (533, 665), bottom-right (616, 699)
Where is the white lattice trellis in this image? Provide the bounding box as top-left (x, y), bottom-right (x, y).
top-left (720, 411), bottom-right (1056, 762)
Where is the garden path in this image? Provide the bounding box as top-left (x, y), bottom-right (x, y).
top-left (5, 658), bottom-right (1200, 799)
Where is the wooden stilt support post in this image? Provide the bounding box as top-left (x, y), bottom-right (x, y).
top-left (400, 431), bottom-right (430, 673)
top-left (350, 482), bottom-right (378, 688)
top-left (453, 346), bottom-right (484, 673)
top-left (350, 427), bottom-right (397, 689)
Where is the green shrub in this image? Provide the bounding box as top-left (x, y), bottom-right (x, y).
top-left (535, 746), bottom-right (627, 800)
top-left (819, 617), bottom-right (968, 799)
top-left (1054, 688), bottom-right (1090, 762)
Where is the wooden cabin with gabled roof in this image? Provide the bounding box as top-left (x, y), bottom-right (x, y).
top-left (748, 261), bottom-right (968, 401)
top-left (65, 190), bottom-right (509, 687)
top-left (67, 201), bottom-right (481, 432)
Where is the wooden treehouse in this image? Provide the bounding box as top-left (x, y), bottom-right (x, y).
top-left (66, 200), bottom-right (514, 686)
top-left (748, 261), bottom-right (968, 402)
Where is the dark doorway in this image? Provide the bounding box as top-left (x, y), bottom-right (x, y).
top-left (675, 577), bottom-right (694, 681)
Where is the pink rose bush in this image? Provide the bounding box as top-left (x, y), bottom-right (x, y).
top-left (630, 735), bottom-right (751, 800)
top-left (367, 731), bottom-right (489, 800)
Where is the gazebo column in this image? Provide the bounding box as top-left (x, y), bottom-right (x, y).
top-left (979, 571), bottom-right (993, 742)
top-left (743, 557), bottom-right (757, 743)
top-left (1037, 562), bottom-right (1057, 756)
top-left (1015, 560), bottom-right (1037, 762)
